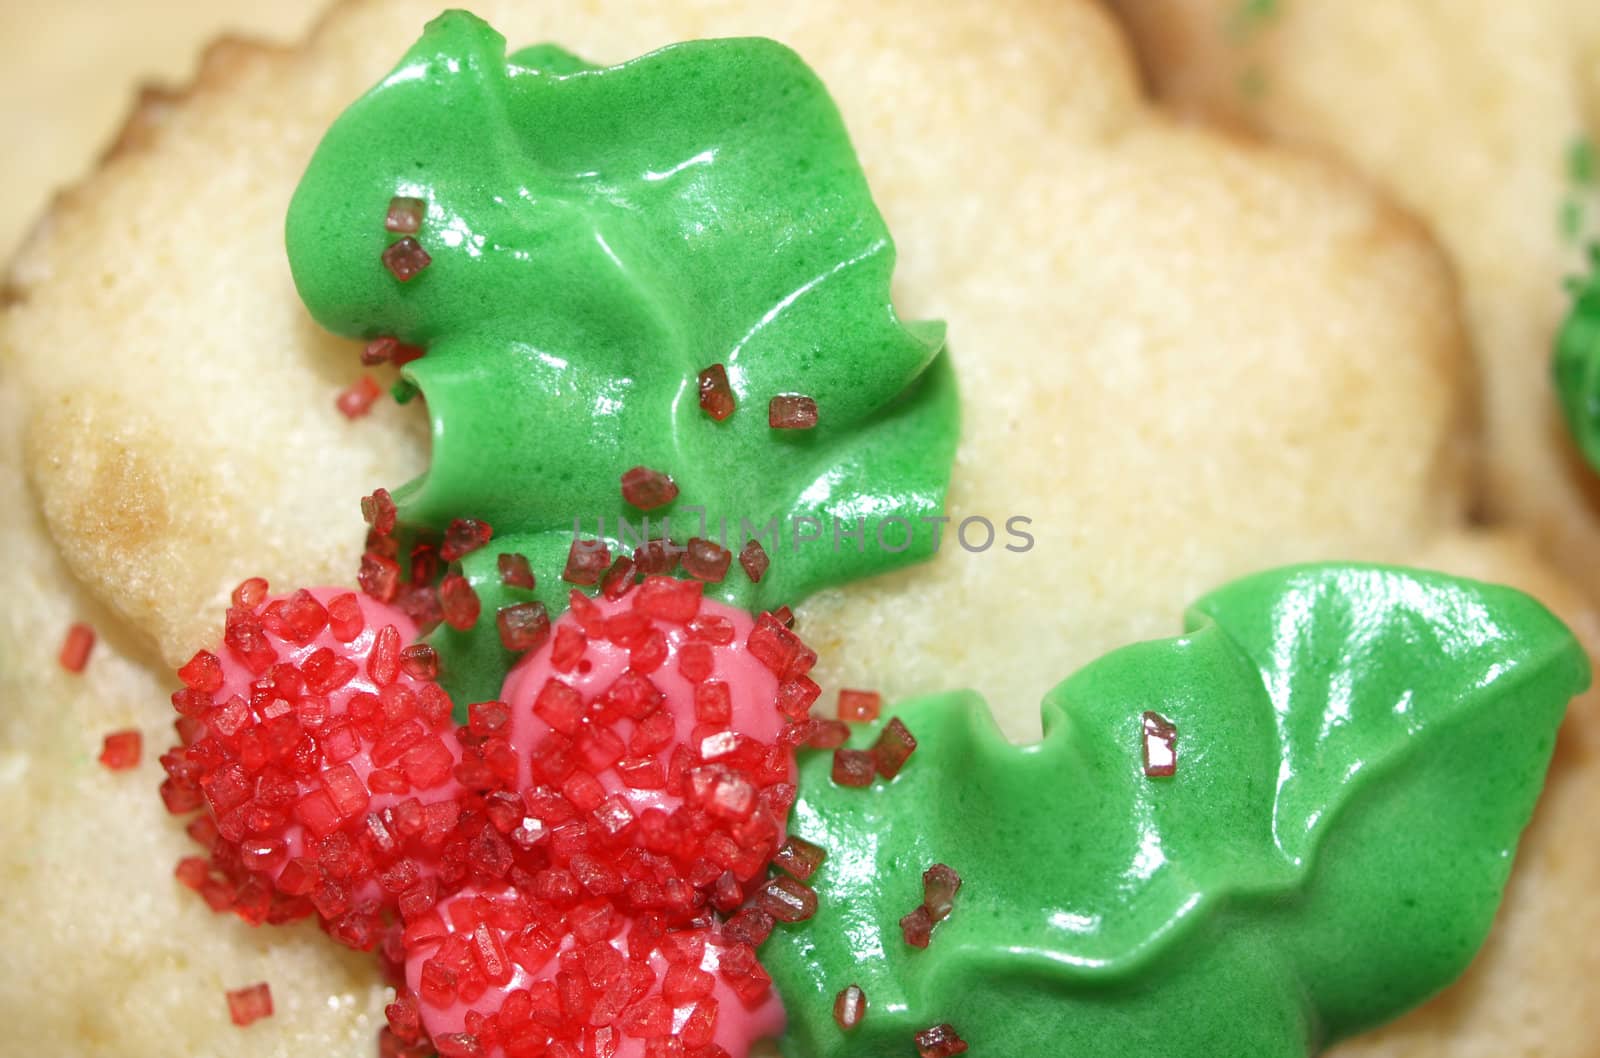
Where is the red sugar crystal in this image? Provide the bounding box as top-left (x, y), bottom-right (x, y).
top-left (775, 677), bottom-right (821, 721)
top-left (441, 518), bottom-right (494, 562)
top-left (831, 749), bottom-right (875, 787)
top-left (872, 718), bottom-right (917, 779)
top-left (232, 577), bottom-right (269, 608)
top-left (98, 729), bottom-right (142, 771)
top-left (1142, 711), bottom-right (1178, 778)
top-left (773, 836), bottom-right (825, 880)
top-left (737, 540), bottom-right (769, 583)
top-left (601, 556), bottom-right (638, 600)
top-left (833, 984), bottom-right (866, 1031)
top-left (756, 875), bottom-right (817, 923)
top-left (359, 553), bottom-right (401, 602)
top-left (385, 196), bottom-right (426, 234)
top-left (838, 689), bottom-right (881, 724)
top-left (563, 539), bottom-right (611, 585)
top-left (768, 394), bottom-right (818, 430)
top-left (327, 592), bottom-right (364, 642)
top-left (697, 364), bottom-right (736, 421)
top-left (361, 336), bottom-right (424, 367)
top-left (361, 488), bottom-right (398, 535)
top-left (439, 575), bottom-right (482, 631)
top-left (632, 576), bottom-right (703, 623)
top-left (382, 237), bottom-right (432, 282)
top-left (226, 982), bottom-right (273, 1027)
top-left (620, 466), bottom-right (679, 511)
top-left (336, 375), bottom-right (383, 419)
top-left (803, 719), bottom-right (850, 749)
top-left (59, 622), bottom-right (95, 673)
top-left (683, 538), bottom-right (732, 583)
top-left (497, 553), bottom-right (535, 590)
top-left (900, 905), bottom-right (933, 949)
top-left (923, 863), bottom-right (962, 922)
top-left (399, 643), bottom-right (439, 681)
top-left (915, 1024), bottom-right (968, 1057)
top-left (498, 602), bottom-right (552, 653)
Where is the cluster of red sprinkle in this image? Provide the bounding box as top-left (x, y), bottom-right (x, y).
top-left (898, 863), bottom-right (961, 949)
top-left (830, 716), bottom-right (916, 788)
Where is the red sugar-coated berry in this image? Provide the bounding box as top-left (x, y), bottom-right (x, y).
top-left (833, 984), bottom-right (866, 1031)
top-left (683, 539), bottom-right (732, 583)
top-left (872, 718), bottom-right (917, 779)
top-left (59, 622), bottom-right (95, 673)
top-left (621, 467), bottom-right (680, 511)
top-left (226, 982), bottom-right (273, 1027)
top-left (767, 394), bottom-right (818, 430)
top-left (563, 540), bottom-right (611, 586)
top-left (337, 375), bottom-right (384, 419)
top-left (697, 363), bottom-right (736, 421)
top-left (360, 553), bottom-right (402, 603)
top-left (400, 643), bottom-right (440, 681)
top-left (498, 602), bottom-right (552, 654)
top-left (362, 488), bottom-right (399, 535)
top-left (773, 836), bottom-right (825, 881)
top-left (632, 576), bottom-right (703, 623)
top-left (441, 518), bottom-right (494, 562)
top-left (439, 575), bottom-right (482, 631)
top-left (915, 1024), bottom-right (969, 1057)
top-left (900, 905), bottom-right (933, 949)
top-left (831, 749), bottom-right (875, 788)
top-left (99, 729), bottom-right (142, 771)
top-left (923, 863), bottom-right (962, 922)
top-left (361, 336), bottom-right (425, 367)
top-left (383, 237), bottom-right (432, 282)
top-left (755, 875), bottom-right (817, 923)
top-left (386, 196), bottom-right (426, 234)
top-left (497, 553), bottom-right (536, 590)
top-left (1142, 710), bottom-right (1179, 778)
top-left (737, 540), bottom-right (769, 584)
top-left (838, 689), bottom-right (881, 724)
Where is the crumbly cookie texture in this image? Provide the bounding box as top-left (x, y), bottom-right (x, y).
top-left (0, 0), bottom-right (1590, 1055)
top-left (1108, 0), bottom-right (1600, 601)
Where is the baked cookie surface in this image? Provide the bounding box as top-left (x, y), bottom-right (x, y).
top-left (1, 0), bottom-right (1595, 1054)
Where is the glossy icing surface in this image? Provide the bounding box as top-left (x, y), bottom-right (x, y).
top-left (286, 11), bottom-right (958, 630)
top-left (1555, 246), bottom-right (1600, 469)
top-left (761, 565), bottom-right (1587, 1056)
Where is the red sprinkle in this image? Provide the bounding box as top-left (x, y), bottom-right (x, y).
top-left (923, 863), bottom-right (962, 922)
top-left (620, 466), bottom-right (680, 511)
top-left (756, 875), bottom-right (818, 922)
top-left (831, 749), bottom-right (875, 787)
top-left (385, 196), bottom-right (426, 234)
top-left (683, 538), bottom-right (733, 583)
top-left (382, 237), bottom-right (432, 282)
top-left (98, 729), bottom-right (142, 771)
top-left (838, 689), bottom-right (881, 724)
top-left (697, 364), bottom-right (736, 421)
top-left (59, 622), bottom-right (95, 673)
top-left (361, 488), bottom-right (398, 536)
top-left (803, 719), bottom-right (850, 749)
top-left (438, 575), bottom-right (481, 631)
top-left (768, 394), bottom-right (818, 430)
top-left (773, 836), bottom-right (826, 880)
top-left (399, 643), bottom-right (440, 681)
top-left (440, 518), bottom-right (494, 562)
top-left (361, 336), bottom-right (424, 367)
top-left (915, 1023), bottom-right (969, 1057)
top-left (562, 539), bottom-right (611, 585)
top-left (226, 982), bottom-right (274, 1027)
top-left (738, 540), bottom-right (770, 583)
top-left (900, 905), bottom-right (933, 949)
top-left (497, 553), bottom-right (535, 590)
top-left (497, 602), bottom-right (552, 653)
top-left (1143, 711), bottom-right (1178, 777)
top-left (872, 717), bottom-right (917, 779)
top-left (834, 984), bottom-right (867, 1031)
top-left (336, 375), bottom-right (383, 419)
top-left (358, 553), bottom-right (401, 603)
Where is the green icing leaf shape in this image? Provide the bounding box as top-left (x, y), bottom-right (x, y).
top-left (762, 564), bottom-right (1587, 1057)
top-left (1555, 244), bottom-right (1600, 469)
top-left (286, 13), bottom-right (958, 631)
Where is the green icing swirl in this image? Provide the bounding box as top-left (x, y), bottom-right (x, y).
top-left (286, 12), bottom-right (957, 640)
top-left (762, 564), bottom-right (1587, 1056)
top-left (1555, 245), bottom-right (1600, 468)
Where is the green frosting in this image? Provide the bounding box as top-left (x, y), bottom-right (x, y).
top-left (762, 564), bottom-right (1586, 1057)
top-left (286, 11), bottom-right (958, 660)
top-left (1555, 245), bottom-right (1600, 468)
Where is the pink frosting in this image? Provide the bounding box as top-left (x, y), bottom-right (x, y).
top-left (210, 588), bottom-right (464, 890)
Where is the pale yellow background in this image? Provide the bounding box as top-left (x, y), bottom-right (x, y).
top-left (0, 0), bottom-right (326, 261)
